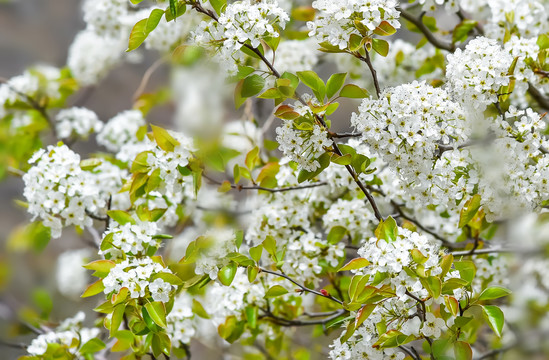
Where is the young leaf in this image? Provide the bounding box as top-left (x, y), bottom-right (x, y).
top-left (145, 301), bottom-right (167, 328)
top-left (326, 73), bottom-right (347, 99)
top-left (297, 70), bottom-right (326, 101)
top-left (127, 19), bottom-right (148, 52)
top-left (327, 226), bottom-right (348, 244)
top-left (339, 84), bottom-right (369, 98)
top-left (478, 286), bottom-right (511, 301)
top-left (453, 341), bottom-right (473, 360)
top-left (482, 305), bottom-right (504, 337)
top-left (210, 0), bottom-right (227, 16)
top-left (241, 74), bottom-right (266, 98)
top-left (372, 38), bottom-right (389, 57)
top-left (218, 262), bottom-right (237, 286)
top-left (151, 124), bottom-right (180, 152)
top-left (338, 258), bottom-right (370, 272)
top-left (107, 210), bottom-right (136, 226)
top-left (265, 285), bottom-right (289, 298)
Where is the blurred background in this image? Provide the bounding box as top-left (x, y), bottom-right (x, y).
top-left (0, 1), bottom-right (171, 357)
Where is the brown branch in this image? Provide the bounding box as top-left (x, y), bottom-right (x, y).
top-left (397, 7), bottom-right (455, 52)
top-left (528, 82), bottom-right (549, 110)
top-left (361, 49), bottom-right (381, 98)
top-left (259, 267), bottom-right (344, 305)
top-left (260, 308), bottom-right (346, 327)
top-left (328, 132), bottom-right (361, 138)
top-left (202, 173), bottom-right (328, 193)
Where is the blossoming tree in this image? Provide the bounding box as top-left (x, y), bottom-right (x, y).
top-left (2, 0), bottom-right (549, 359)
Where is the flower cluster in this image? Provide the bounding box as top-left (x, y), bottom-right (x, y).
top-left (103, 257), bottom-right (177, 302)
top-left (0, 65), bottom-right (63, 119)
top-left (192, 0), bottom-right (289, 73)
top-left (56, 248), bottom-right (92, 299)
top-left (26, 312), bottom-right (100, 357)
top-left (485, 0), bottom-right (548, 40)
top-left (308, 0), bottom-right (400, 49)
top-left (101, 219), bottom-right (161, 258)
top-left (23, 145), bottom-right (122, 237)
top-left (166, 294), bottom-right (197, 347)
top-left (55, 107), bottom-right (103, 139)
top-left (446, 37), bottom-right (515, 111)
top-left (275, 106), bottom-right (333, 172)
top-left (67, 30), bottom-right (126, 86)
top-left (97, 110), bottom-right (146, 153)
top-left (352, 81), bottom-right (471, 208)
top-left (283, 231), bottom-right (345, 282)
top-left (323, 198), bottom-right (375, 241)
top-left (357, 227), bottom-right (444, 298)
top-left (145, 130), bottom-right (195, 193)
top-left (264, 38), bottom-right (319, 75)
top-left (476, 107), bottom-right (549, 219)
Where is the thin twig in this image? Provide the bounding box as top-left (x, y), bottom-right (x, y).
top-left (397, 7), bottom-right (454, 52)
top-left (260, 308), bottom-right (346, 327)
top-left (328, 132), bottom-right (361, 138)
top-left (259, 267), bottom-right (343, 305)
top-left (362, 49), bottom-right (381, 98)
top-left (133, 57), bottom-right (166, 101)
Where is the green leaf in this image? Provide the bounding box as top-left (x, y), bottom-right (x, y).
top-left (372, 38), bottom-right (389, 57)
top-left (151, 124), bottom-right (180, 152)
top-left (107, 210), bottom-right (135, 226)
top-left (375, 216), bottom-right (398, 242)
top-left (452, 20), bottom-right (477, 44)
top-left (482, 305), bottom-right (504, 337)
top-left (478, 286), bottom-right (511, 301)
top-left (145, 301), bottom-right (167, 328)
top-left (83, 260), bottom-right (116, 278)
top-left (258, 87), bottom-right (283, 99)
top-left (111, 304), bottom-right (126, 334)
top-left (327, 226), bottom-right (348, 244)
top-left (459, 194), bottom-right (481, 228)
top-left (151, 332), bottom-right (171, 357)
top-left (453, 341), bottom-right (472, 360)
top-left (247, 266), bottom-right (259, 282)
top-left (210, 0), bottom-right (227, 16)
top-left (165, 2), bottom-right (186, 21)
top-left (297, 70), bottom-right (326, 101)
top-left (297, 152), bottom-right (331, 183)
top-left (339, 84), bottom-right (369, 98)
top-left (331, 153), bottom-right (352, 165)
top-left (218, 262), bottom-right (237, 286)
top-left (168, 0), bottom-right (178, 17)
top-left (338, 258), bottom-right (370, 272)
top-left (265, 285), bottom-right (289, 298)
top-left (355, 304), bottom-right (376, 327)
top-left (326, 73), bottom-right (347, 99)
top-left (373, 21), bottom-right (397, 36)
top-left (152, 272), bottom-right (184, 286)
top-left (245, 306), bottom-right (258, 328)
top-left (242, 74), bottom-right (266, 98)
top-left (454, 260), bottom-right (476, 285)
top-left (146, 9), bottom-right (165, 34)
top-left (112, 330), bottom-right (134, 352)
top-left (537, 33), bottom-right (549, 50)
top-left (249, 245), bottom-right (263, 263)
top-left (127, 19), bottom-right (148, 52)
top-left (80, 158), bottom-right (102, 171)
top-left (79, 338), bottom-right (106, 354)
top-left (81, 279), bottom-right (105, 298)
